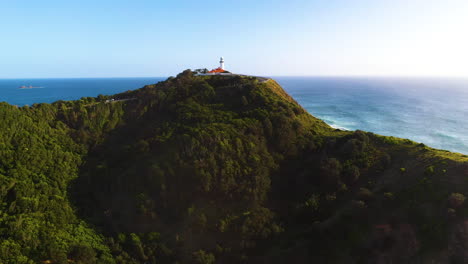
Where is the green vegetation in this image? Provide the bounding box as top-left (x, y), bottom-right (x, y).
top-left (0, 70), bottom-right (466, 263)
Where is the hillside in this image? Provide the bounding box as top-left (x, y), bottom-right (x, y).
top-left (0, 70), bottom-right (467, 263)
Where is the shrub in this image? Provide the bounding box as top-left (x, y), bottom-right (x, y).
top-left (326, 193), bottom-right (337, 201)
top-left (381, 153), bottom-right (391, 168)
top-left (303, 194), bottom-right (320, 210)
top-left (357, 188), bottom-right (373, 201)
top-left (341, 138), bottom-right (364, 156)
top-left (447, 208), bottom-right (456, 217)
top-left (68, 245), bottom-right (97, 264)
top-left (383, 192), bottom-right (394, 200)
top-left (343, 163), bottom-right (360, 184)
top-left (351, 200), bottom-right (366, 209)
top-left (320, 158), bottom-right (342, 190)
top-left (192, 250), bottom-right (215, 264)
top-left (425, 166), bottom-right (435, 175)
top-left (448, 193), bottom-right (466, 208)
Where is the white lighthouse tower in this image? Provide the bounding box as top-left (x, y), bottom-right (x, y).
top-left (220, 57), bottom-right (225, 70)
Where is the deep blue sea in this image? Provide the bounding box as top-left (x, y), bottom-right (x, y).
top-left (0, 78), bottom-right (166, 106)
top-left (0, 77), bottom-right (467, 154)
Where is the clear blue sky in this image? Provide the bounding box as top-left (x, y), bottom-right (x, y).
top-left (1, 0), bottom-right (468, 78)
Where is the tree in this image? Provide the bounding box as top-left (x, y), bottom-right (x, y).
top-left (320, 158), bottom-right (342, 190)
top-left (69, 245), bottom-right (97, 264)
top-left (343, 164), bottom-right (360, 184)
top-left (193, 68), bottom-right (209, 74)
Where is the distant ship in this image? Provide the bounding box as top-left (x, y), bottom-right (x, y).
top-left (19, 85), bottom-right (41, 89)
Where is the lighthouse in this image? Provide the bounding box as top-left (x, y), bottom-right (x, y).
top-left (220, 57), bottom-right (225, 70)
top-left (207, 57), bottom-right (228, 74)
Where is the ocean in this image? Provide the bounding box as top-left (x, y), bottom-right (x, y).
top-left (0, 76), bottom-right (467, 154)
top-left (276, 77), bottom-right (468, 155)
top-left (0, 78), bottom-right (166, 106)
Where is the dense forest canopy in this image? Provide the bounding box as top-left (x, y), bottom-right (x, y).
top-left (0, 70), bottom-right (467, 263)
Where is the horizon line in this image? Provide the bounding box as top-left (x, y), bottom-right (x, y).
top-left (0, 74), bottom-right (468, 80)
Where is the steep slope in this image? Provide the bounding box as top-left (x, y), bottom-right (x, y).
top-left (0, 70), bottom-right (466, 263)
top-left (0, 103), bottom-right (113, 263)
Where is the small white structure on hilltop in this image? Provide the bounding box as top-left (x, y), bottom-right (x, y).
top-left (220, 57), bottom-right (225, 70)
top-left (206, 57), bottom-right (229, 74)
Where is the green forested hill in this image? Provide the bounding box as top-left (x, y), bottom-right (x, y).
top-left (0, 70), bottom-right (467, 263)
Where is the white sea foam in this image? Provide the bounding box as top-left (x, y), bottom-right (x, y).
top-left (329, 123), bottom-right (350, 131)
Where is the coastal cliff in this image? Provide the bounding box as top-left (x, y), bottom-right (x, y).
top-left (0, 70), bottom-right (466, 263)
